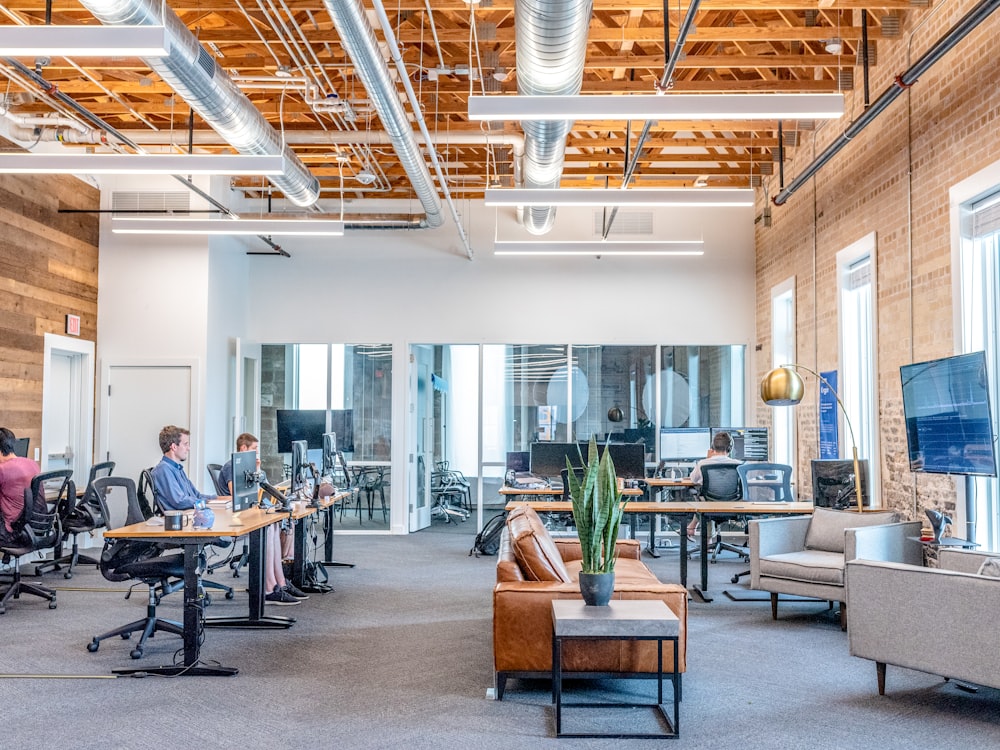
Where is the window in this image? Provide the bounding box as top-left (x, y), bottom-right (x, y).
top-left (838, 237), bottom-right (878, 496)
top-left (771, 278), bottom-right (796, 468)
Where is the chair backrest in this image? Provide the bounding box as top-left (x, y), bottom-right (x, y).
top-left (699, 463), bottom-right (742, 501)
top-left (738, 462), bottom-right (794, 502)
top-left (206, 463), bottom-right (227, 496)
top-left (135, 467), bottom-right (158, 520)
top-left (23, 470), bottom-right (74, 551)
top-left (91, 476), bottom-right (164, 582)
top-left (87, 461), bottom-right (115, 486)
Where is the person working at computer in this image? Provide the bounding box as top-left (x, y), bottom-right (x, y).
top-left (0, 427), bottom-right (39, 546)
top-left (219, 432), bottom-right (307, 605)
top-left (151, 425), bottom-right (217, 511)
top-left (686, 431), bottom-right (741, 540)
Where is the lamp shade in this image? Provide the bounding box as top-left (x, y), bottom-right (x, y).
top-left (760, 366), bottom-right (805, 406)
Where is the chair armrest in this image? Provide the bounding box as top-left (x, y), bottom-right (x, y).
top-left (749, 515), bottom-right (811, 558)
top-left (939, 548), bottom-right (1000, 573)
top-left (846, 521), bottom-right (923, 565)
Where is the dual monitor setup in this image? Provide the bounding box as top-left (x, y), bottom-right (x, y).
top-left (277, 408), bottom-right (355, 491)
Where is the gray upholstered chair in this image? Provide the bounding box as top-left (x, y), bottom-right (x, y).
top-left (749, 508), bottom-right (922, 629)
top-left (847, 549), bottom-right (1000, 694)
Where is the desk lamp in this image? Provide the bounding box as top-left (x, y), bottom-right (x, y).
top-left (760, 363), bottom-right (864, 514)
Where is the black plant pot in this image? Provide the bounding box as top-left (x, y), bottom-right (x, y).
top-left (579, 571), bottom-right (615, 607)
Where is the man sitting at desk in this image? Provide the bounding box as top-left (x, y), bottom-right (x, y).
top-left (686, 431), bottom-right (741, 540)
top-left (150, 425), bottom-right (216, 511)
top-left (220, 432), bottom-right (306, 606)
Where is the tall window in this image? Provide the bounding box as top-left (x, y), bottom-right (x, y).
top-left (771, 278), bottom-right (796, 468)
top-left (960, 189), bottom-right (1000, 549)
top-left (838, 237), bottom-right (879, 495)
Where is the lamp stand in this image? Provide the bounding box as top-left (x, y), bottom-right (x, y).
top-left (851, 445), bottom-right (864, 514)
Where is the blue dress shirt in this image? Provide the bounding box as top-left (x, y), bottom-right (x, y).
top-left (151, 456), bottom-right (216, 511)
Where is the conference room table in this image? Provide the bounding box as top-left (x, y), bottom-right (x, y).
top-left (504, 499), bottom-right (814, 602)
top-left (103, 505), bottom-right (291, 677)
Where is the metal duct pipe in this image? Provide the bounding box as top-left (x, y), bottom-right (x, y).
top-left (515, 0), bottom-right (592, 235)
top-left (774, 0), bottom-right (1000, 206)
top-left (76, 0), bottom-right (320, 207)
top-left (322, 0), bottom-right (443, 227)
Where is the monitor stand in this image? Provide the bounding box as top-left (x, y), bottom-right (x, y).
top-left (230, 510), bottom-right (244, 526)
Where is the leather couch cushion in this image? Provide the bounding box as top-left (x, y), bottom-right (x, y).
top-left (507, 507), bottom-right (572, 583)
top-left (804, 507), bottom-right (900, 553)
top-left (759, 550), bottom-right (845, 586)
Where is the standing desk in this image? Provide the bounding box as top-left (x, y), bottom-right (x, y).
top-left (288, 490), bottom-right (353, 593)
top-left (504, 500), bottom-right (813, 601)
top-left (103, 506), bottom-right (291, 677)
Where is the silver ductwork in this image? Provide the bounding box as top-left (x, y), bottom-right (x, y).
top-left (322, 0), bottom-right (444, 227)
top-left (76, 0), bottom-right (320, 207)
top-left (515, 0), bottom-right (592, 234)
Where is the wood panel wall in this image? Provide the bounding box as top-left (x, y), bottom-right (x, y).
top-left (0, 172), bottom-right (99, 452)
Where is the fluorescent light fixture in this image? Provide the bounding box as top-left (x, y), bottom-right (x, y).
top-left (493, 240), bottom-right (703, 256)
top-left (0, 153), bottom-right (286, 176)
top-left (484, 188), bottom-right (753, 207)
top-left (0, 25), bottom-right (169, 57)
top-left (469, 93), bottom-right (845, 121)
top-left (111, 218), bottom-right (345, 236)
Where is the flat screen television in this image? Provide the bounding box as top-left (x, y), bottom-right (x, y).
top-left (330, 409), bottom-right (355, 453)
top-left (276, 409), bottom-right (326, 453)
top-left (530, 442), bottom-right (584, 479)
top-left (811, 459), bottom-right (871, 509)
top-left (711, 427), bottom-right (769, 462)
top-left (658, 427), bottom-right (711, 462)
top-left (230, 449), bottom-right (259, 514)
top-left (900, 351), bottom-right (998, 477)
top-left (576, 442), bottom-right (646, 479)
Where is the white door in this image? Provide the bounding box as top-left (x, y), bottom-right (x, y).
top-left (42, 334), bottom-right (94, 479)
top-left (234, 338), bottom-right (261, 444)
top-left (409, 347), bottom-right (433, 531)
top-left (104, 365), bottom-right (193, 484)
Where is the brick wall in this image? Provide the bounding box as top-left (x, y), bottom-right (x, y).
top-left (755, 1), bottom-right (1000, 518)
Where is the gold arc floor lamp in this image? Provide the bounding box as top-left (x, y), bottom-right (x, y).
top-left (760, 363), bottom-right (865, 514)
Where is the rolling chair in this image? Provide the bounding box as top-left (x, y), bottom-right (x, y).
top-left (38, 462), bottom-right (115, 578)
top-left (729, 463), bottom-right (794, 584)
top-left (0, 471), bottom-right (69, 613)
top-left (86, 476), bottom-right (186, 659)
top-left (697, 463), bottom-right (748, 563)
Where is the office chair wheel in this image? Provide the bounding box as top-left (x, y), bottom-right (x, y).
top-left (731, 574), bottom-right (741, 584)
top-left (204, 594), bottom-right (212, 606)
top-left (49, 601), bottom-right (57, 609)
top-left (88, 640), bottom-right (100, 652)
top-left (120, 633), bottom-right (131, 640)
top-left (225, 589), bottom-right (235, 600)
top-left (130, 647), bottom-right (144, 659)
top-left (64, 570), bottom-right (73, 579)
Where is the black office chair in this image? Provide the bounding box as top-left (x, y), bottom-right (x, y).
top-left (0, 472), bottom-right (68, 613)
top-left (206, 463), bottom-right (227, 496)
top-left (729, 463), bottom-right (795, 584)
top-left (697, 463), bottom-right (748, 563)
top-left (38, 462), bottom-right (115, 579)
top-left (86, 476), bottom-right (186, 659)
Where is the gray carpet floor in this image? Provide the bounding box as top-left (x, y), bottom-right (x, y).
top-left (2, 526), bottom-right (999, 749)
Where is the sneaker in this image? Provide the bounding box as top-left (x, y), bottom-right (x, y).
top-left (265, 587), bottom-right (300, 606)
top-left (283, 582), bottom-right (309, 600)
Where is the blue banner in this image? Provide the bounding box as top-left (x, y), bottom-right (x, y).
top-left (818, 370), bottom-right (840, 459)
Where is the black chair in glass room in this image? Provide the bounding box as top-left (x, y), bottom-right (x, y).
top-left (0, 473), bottom-right (67, 613)
top-left (697, 463), bottom-right (749, 563)
top-left (87, 476), bottom-right (186, 660)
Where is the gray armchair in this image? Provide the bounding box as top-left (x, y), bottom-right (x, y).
top-left (749, 508), bottom-right (922, 629)
top-left (847, 549), bottom-right (1000, 695)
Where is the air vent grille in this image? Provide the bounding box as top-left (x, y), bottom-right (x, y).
top-left (111, 191), bottom-right (190, 217)
top-left (593, 210), bottom-right (653, 236)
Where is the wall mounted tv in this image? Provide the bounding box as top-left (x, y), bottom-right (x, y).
top-left (276, 409), bottom-right (326, 453)
top-left (900, 351), bottom-right (998, 477)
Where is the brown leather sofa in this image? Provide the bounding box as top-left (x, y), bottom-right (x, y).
top-left (493, 505), bottom-right (688, 700)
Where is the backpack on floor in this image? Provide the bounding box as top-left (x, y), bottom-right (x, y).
top-left (469, 512), bottom-right (506, 557)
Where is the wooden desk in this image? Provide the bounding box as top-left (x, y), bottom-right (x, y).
top-left (103, 506), bottom-right (291, 677)
top-left (499, 485), bottom-right (645, 498)
top-left (505, 500), bottom-right (813, 601)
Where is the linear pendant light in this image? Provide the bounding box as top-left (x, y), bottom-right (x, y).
top-left (469, 93), bottom-right (845, 121)
top-left (0, 25), bottom-right (170, 57)
top-left (0, 153), bottom-right (286, 175)
top-left (111, 218), bottom-right (345, 236)
top-left (493, 240), bottom-right (703, 256)
top-left (484, 188), bottom-right (754, 207)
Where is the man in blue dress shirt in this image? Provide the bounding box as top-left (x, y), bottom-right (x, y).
top-left (151, 425), bottom-right (215, 511)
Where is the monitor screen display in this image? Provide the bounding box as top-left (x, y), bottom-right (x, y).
top-left (711, 427), bottom-right (769, 461)
top-left (322, 432), bottom-right (337, 474)
top-left (330, 409), bottom-right (354, 453)
top-left (505, 451), bottom-right (530, 472)
top-left (12, 436), bottom-right (29, 458)
top-left (290, 439), bottom-right (310, 495)
top-left (658, 428), bottom-right (711, 462)
top-left (277, 409), bottom-right (326, 453)
top-left (576, 442), bottom-right (646, 479)
top-left (530, 442), bottom-right (584, 478)
top-left (230, 449), bottom-right (259, 513)
top-left (900, 351), bottom-right (998, 477)
top-left (811, 459), bottom-right (871, 508)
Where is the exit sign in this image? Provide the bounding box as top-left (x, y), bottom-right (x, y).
top-left (65, 314), bottom-right (81, 336)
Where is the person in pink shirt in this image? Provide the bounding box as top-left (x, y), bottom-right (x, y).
top-left (0, 427), bottom-right (40, 544)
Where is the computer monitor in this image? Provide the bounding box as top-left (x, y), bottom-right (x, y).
top-left (11, 437), bottom-right (29, 458)
top-left (230, 449), bottom-right (259, 514)
top-left (811, 459), bottom-right (871, 509)
top-left (505, 451), bottom-right (530, 472)
top-left (576, 442), bottom-right (647, 479)
top-left (276, 409), bottom-right (326, 453)
top-left (711, 427), bottom-right (769, 461)
top-left (658, 427), bottom-right (711, 462)
top-left (330, 409), bottom-right (355, 453)
top-left (530, 442), bottom-right (584, 479)
top-left (322, 432), bottom-right (337, 475)
top-left (290, 439), bottom-right (310, 497)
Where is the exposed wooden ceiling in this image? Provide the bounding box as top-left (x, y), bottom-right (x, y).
top-left (0, 1), bottom-right (925, 204)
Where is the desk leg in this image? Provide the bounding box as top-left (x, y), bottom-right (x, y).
top-left (678, 514), bottom-right (689, 588)
top-left (205, 526), bottom-right (295, 629)
top-left (691, 514), bottom-right (714, 602)
top-left (645, 511), bottom-right (660, 558)
top-left (113, 543), bottom-right (238, 677)
top-left (321, 505), bottom-right (354, 568)
top-left (298, 515), bottom-right (334, 594)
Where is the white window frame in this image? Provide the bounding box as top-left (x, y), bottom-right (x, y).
top-left (770, 277), bottom-right (796, 471)
top-left (837, 233), bottom-right (880, 502)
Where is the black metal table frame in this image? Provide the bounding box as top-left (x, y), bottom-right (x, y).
top-left (552, 633), bottom-right (679, 739)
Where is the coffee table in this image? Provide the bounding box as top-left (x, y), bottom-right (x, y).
top-left (551, 599), bottom-right (679, 739)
